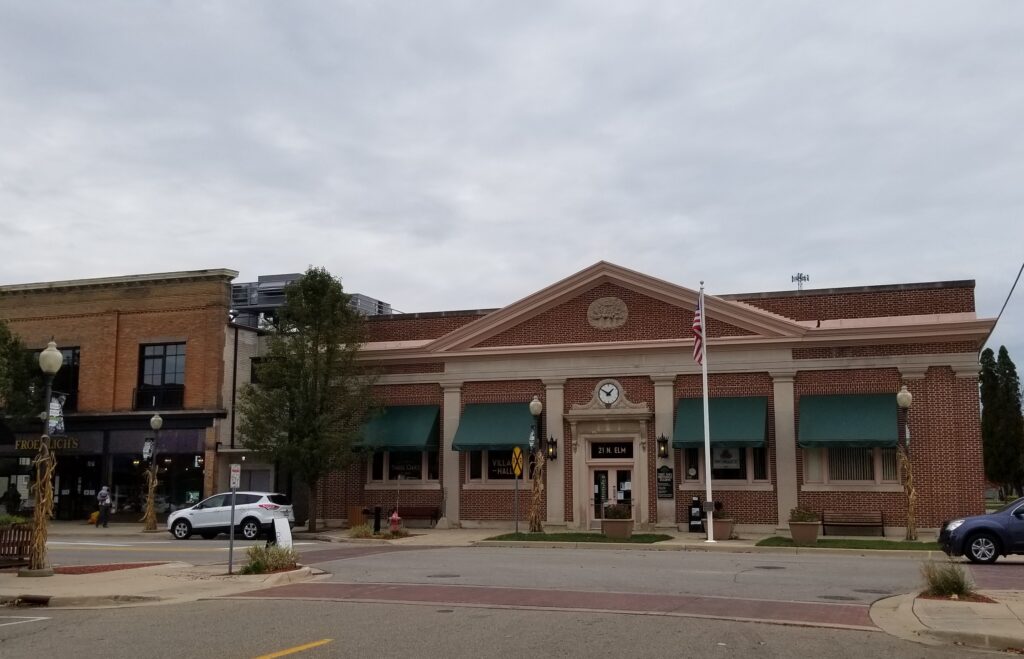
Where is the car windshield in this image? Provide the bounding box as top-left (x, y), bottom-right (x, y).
top-left (992, 498), bottom-right (1024, 514)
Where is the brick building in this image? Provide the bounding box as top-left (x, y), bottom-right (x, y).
top-left (0, 269), bottom-right (269, 519)
top-left (322, 261), bottom-right (993, 534)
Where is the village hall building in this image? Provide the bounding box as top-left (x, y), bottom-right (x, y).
top-left (322, 261), bottom-right (993, 534)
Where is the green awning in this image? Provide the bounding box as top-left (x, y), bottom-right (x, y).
top-left (359, 405), bottom-right (440, 451)
top-left (672, 397), bottom-right (768, 448)
top-left (798, 394), bottom-right (897, 448)
top-left (451, 403), bottom-right (535, 451)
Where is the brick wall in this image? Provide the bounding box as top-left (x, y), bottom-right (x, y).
top-left (367, 312), bottom-right (488, 342)
top-left (732, 284), bottom-right (975, 321)
top-left (793, 341), bottom-right (977, 360)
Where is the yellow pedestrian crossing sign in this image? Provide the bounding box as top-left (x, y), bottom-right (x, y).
top-left (512, 446), bottom-right (523, 477)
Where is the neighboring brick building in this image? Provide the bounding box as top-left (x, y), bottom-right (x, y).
top-left (0, 269), bottom-right (255, 520)
top-left (322, 261), bottom-right (993, 535)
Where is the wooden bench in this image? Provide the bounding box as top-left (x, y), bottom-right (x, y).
top-left (390, 506), bottom-right (440, 527)
top-left (0, 524), bottom-right (32, 567)
top-left (821, 510), bottom-right (885, 536)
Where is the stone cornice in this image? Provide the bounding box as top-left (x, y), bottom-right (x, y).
top-left (0, 269), bottom-right (239, 295)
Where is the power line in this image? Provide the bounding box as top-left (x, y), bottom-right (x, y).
top-left (981, 260), bottom-right (1024, 355)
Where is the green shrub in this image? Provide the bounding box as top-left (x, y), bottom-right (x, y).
top-left (348, 523), bottom-right (374, 538)
top-left (921, 559), bottom-right (975, 598)
top-left (603, 503), bottom-right (632, 519)
top-left (239, 544), bottom-right (298, 575)
top-left (0, 513), bottom-right (27, 526)
top-left (789, 507), bottom-right (820, 523)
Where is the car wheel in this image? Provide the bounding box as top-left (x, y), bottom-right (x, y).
top-left (966, 532), bottom-right (1000, 564)
top-left (240, 518), bottom-right (262, 541)
top-left (200, 532), bottom-right (217, 540)
top-left (171, 519), bottom-right (192, 540)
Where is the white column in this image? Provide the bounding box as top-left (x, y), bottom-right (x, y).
top-left (772, 373), bottom-right (797, 531)
top-left (438, 383), bottom-right (462, 528)
top-left (544, 380), bottom-right (566, 528)
top-left (652, 375), bottom-right (676, 529)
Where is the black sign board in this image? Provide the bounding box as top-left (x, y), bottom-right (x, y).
top-left (656, 465), bottom-right (674, 499)
top-left (591, 441), bottom-right (633, 460)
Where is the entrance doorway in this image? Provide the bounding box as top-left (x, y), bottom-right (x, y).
top-left (591, 468), bottom-right (632, 522)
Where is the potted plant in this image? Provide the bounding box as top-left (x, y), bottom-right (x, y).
top-left (601, 503), bottom-right (634, 540)
top-left (789, 506), bottom-right (821, 546)
top-left (711, 501), bottom-right (735, 540)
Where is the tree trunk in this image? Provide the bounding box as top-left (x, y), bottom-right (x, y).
top-left (307, 480), bottom-right (318, 533)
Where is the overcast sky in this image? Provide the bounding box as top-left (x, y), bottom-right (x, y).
top-left (1, 2), bottom-right (1021, 362)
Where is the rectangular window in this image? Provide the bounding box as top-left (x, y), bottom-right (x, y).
top-left (136, 343), bottom-right (186, 410)
top-left (52, 347), bottom-right (80, 412)
top-left (803, 447), bottom-right (900, 484)
top-left (368, 451), bottom-right (437, 483)
top-left (467, 450), bottom-right (528, 483)
top-left (684, 447), bottom-right (768, 483)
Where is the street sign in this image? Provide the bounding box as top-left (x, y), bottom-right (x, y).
top-left (512, 447), bottom-right (523, 477)
top-left (230, 463), bottom-right (241, 489)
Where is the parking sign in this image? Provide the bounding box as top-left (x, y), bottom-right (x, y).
top-left (230, 463), bottom-right (241, 489)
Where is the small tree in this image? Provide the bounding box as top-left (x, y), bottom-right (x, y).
top-left (237, 267), bottom-right (376, 532)
top-left (0, 320), bottom-right (40, 422)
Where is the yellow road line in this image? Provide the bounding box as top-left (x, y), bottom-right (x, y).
top-left (254, 639), bottom-right (333, 659)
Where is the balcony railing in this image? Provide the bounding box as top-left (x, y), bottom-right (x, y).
top-left (134, 385), bottom-right (185, 410)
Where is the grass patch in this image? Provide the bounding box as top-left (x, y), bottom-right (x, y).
top-left (757, 536), bottom-right (940, 551)
top-left (239, 544), bottom-right (298, 575)
top-left (347, 523), bottom-right (410, 540)
top-left (485, 532), bottom-right (672, 544)
top-left (921, 559), bottom-right (975, 597)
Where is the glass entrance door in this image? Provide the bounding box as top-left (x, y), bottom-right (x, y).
top-left (592, 468), bottom-right (633, 521)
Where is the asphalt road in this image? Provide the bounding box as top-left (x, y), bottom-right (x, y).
top-left (45, 535), bottom-right (317, 566)
top-left (0, 600), bottom-right (984, 658)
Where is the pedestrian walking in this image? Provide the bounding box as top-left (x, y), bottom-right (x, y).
top-left (97, 485), bottom-right (111, 528)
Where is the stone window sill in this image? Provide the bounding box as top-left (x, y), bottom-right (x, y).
top-left (366, 482), bottom-right (440, 491)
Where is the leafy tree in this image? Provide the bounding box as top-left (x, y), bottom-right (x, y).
top-left (237, 267), bottom-right (376, 532)
top-left (981, 346), bottom-right (1024, 497)
top-left (0, 320), bottom-right (40, 424)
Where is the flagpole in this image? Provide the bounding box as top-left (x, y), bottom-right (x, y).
top-left (699, 284), bottom-right (715, 543)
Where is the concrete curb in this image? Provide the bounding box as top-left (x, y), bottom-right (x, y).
top-left (870, 592), bottom-right (1024, 652)
top-left (473, 540), bottom-right (947, 559)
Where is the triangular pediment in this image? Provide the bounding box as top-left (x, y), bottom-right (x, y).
top-left (425, 262), bottom-right (807, 353)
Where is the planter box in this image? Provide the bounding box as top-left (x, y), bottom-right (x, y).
top-left (789, 521), bottom-right (821, 546)
top-left (712, 518), bottom-right (735, 540)
top-left (601, 519), bottom-right (634, 540)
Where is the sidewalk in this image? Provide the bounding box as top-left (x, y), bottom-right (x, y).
top-left (9, 523), bottom-right (1024, 651)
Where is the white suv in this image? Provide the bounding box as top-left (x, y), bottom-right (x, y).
top-left (167, 491), bottom-right (294, 540)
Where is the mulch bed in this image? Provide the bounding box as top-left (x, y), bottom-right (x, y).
top-left (918, 592), bottom-right (999, 604)
top-left (53, 562), bottom-right (166, 575)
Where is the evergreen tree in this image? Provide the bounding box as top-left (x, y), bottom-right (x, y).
top-left (980, 348), bottom-right (1006, 491)
top-left (996, 347), bottom-right (1024, 495)
top-left (237, 267), bottom-right (376, 532)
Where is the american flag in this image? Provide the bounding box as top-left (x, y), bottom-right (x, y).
top-left (692, 294), bottom-right (704, 365)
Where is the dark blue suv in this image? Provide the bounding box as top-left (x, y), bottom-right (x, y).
top-left (939, 498), bottom-right (1024, 563)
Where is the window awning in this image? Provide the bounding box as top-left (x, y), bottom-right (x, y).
top-left (798, 394), bottom-right (897, 448)
top-left (451, 403), bottom-right (535, 451)
top-left (672, 397), bottom-right (768, 448)
top-left (359, 405), bottom-right (440, 451)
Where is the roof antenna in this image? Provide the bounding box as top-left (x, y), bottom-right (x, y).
top-left (791, 273), bottom-right (810, 291)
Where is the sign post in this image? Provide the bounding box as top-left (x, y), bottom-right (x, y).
top-left (512, 446), bottom-right (523, 534)
top-left (228, 463), bottom-right (240, 575)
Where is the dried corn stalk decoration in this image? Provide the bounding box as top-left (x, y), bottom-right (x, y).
top-left (142, 467), bottom-right (159, 531)
top-left (528, 450), bottom-right (546, 533)
top-left (28, 439), bottom-right (56, 570)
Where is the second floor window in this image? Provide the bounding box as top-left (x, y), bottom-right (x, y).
top-left (137, 343), bottom-right (185, 409)
top-left (52, 347), bottom-right (80, 412)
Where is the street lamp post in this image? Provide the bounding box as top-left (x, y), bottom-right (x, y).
top-left (527, 395), bottom-right (545, 533)
top-left (143, 413), bottom-right (163, 532)
top-left (896, 385), bottom-right (916, 541)
top-left (22, 340), bottom-right (63, 576)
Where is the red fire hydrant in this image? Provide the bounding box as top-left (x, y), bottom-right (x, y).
top-left (390, 510), bottom-right (401, 533)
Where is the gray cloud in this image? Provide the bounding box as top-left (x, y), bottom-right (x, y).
top-left (0, 1), bottom-right (1021, 359)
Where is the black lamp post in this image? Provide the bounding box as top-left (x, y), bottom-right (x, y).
top-left (22, 340), bottom-right (63, 576)
top-left (896, 385), bottom-right (916, 541)
top-left (143, 413), bottom-right (163, 532)
top-left (527, 395), bottom-right (544, 533)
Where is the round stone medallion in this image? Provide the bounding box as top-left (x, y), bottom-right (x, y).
top-left (587, 297), bottom-right (628, 330)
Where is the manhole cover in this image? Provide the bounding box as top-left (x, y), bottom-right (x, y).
top-left (854, 589), bottom-right (892, 595)
top-left (754, 565), bottom-right (785, 570)
top-left (819, 595), bottom-right (857, 601)
top-left (427, 574), bottom-right (461, 578)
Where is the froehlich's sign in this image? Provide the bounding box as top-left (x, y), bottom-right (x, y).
top-left (591, 441), bottom-right (633, 460)
top-left (16, 437), bottom-right (80, 451)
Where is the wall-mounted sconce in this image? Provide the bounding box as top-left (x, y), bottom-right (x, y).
top-left (546, 435), bottom-right (557, 461)
top-left (657, 434), bottom-right (669, 460)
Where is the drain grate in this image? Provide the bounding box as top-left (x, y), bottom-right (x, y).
top-left (427, 574), bottom-right (461, 578)
top-left (754, 565), bottom-right (786, 570)
top-left (819, 595), bottom-right (858, 601)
